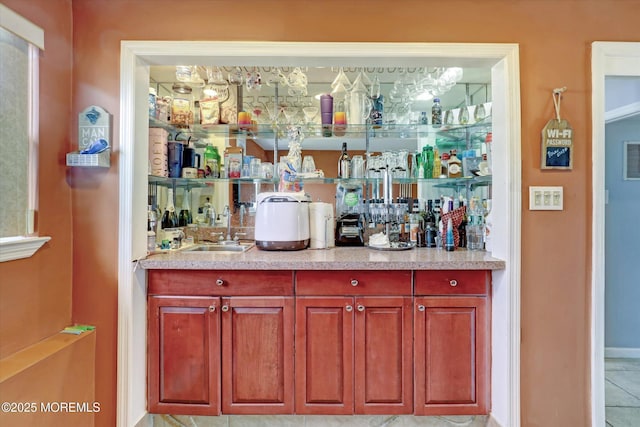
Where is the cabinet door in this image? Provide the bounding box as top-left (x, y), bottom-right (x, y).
top-left (414, 296), bottom-right (489, 415)
top-left (354, 296), bottom-right (413, 414)
top-left (295, 297), bottom-right (354, 414)
top-left (147, 296), bottom-right (220, 415)
top-left (221, 296), bottom-right (294, 414)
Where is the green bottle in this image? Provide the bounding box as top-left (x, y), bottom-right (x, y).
top-left (422, 146), bottom-right (434, 179)
top-left (203, 144), bottom-right (220, 178)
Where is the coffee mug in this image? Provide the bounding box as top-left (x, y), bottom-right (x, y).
top-left (182, 147), bottom-right (200, 169)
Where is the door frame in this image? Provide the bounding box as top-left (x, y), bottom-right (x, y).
top-left (590, 41), bottom-right (640, 427)
top-left (117, 41), bottom-right (522, 427)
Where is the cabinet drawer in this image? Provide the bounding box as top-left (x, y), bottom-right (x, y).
top-left (296, 270), bottom-right (411, 296)
top-left (148, 270), bottom-right (293, 296)
top-left (414, 270), bottom-right (490, 296)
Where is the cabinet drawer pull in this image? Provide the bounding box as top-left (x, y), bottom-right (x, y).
top-left (417, 304), bottom-right (425, 312)
top-left (221, 305), bottom-right (229, 312)
top-left (350, 279), bottom-right (359, 287)
top-left (449, 279), bottom-right (458, 287)
top-left (216, 279), bottom-right (225, 286)
top-left (357, 304), bottom-right (365, 312)
top-left (209, 305), bottom-right (216, 312)
top-left (345, 305), bottom-right (353, 312)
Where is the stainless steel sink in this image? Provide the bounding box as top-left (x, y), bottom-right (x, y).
top-left (181, 242), bottom-right (254, 253)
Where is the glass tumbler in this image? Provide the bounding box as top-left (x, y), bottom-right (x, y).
top-left (351, 155), bottom-right (365, 178)
top-left (301, 156), bottom-right (316, 173)
top-left (250, 157), bottom-right (262, 178)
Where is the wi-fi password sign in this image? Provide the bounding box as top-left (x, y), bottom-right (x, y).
top-left (541, 119), bottom-right (573, 170)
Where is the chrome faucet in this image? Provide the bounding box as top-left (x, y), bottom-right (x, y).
top-left (223, 205), bottom-right (232, 242)
top-left (204, 205), bottom-right (216, 226)
top-left (239, 204), bottom-right (246, 228)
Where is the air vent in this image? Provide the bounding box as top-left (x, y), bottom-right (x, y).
top-left (624, 141), bottom-right (640, 180)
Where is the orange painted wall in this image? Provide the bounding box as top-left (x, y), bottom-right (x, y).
top-left (0, 0), bottom-right (73, 357)
top-left (4, 0), bottom-right (639, 426)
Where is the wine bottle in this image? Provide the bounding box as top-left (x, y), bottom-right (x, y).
top-left (337, 142), bottom-right (351, 178)
top-left (423, 199), bottom-right (436, 226)
top-left (178, 189), bottom-right (192, 227)
top-left (161, 188), bottom-right (178, 229)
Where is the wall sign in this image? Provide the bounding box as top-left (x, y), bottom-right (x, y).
top-left (541, 88), bottom-right (573, 170)
top-left (79, 105), bottom-right (111, 151)
top-left (66, 105), bottom-right (111, 167)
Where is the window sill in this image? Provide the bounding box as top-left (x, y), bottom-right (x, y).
top-left (0, 236), bottom-right (51, 262)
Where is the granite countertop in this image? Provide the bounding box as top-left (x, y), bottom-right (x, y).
top-left (139, 245), bottom-right (505, 271)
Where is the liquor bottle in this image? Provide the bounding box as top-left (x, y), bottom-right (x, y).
top-left (432, 148), bottom-right (441, 178)
top-left (203, 144), bottom-right (220, 178)
top-left (448, 149), bottom-right (463, 178)
top-left (457, 200), bottom-right (467, 248)
top-left (337, 142), bottom-right (351, 178)
top-left (440, 152), bottom-right (450, 177)
top-left (178, 189), bottom-right (192, 227)
top-left (161, 188), bottom-right (178, 229)
top-left (431, 97), bottom-right (442, 128)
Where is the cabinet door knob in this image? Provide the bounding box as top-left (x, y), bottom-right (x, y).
top-left (209, 305), bottom-right (216, 312)
top-left (357, 304), bottom-right (365, 312)
top-left (350, 279), bottom-right (359, 287)
top-left (345, 305), bottom-right (353, 312)
top-left (221, 305), bottom-right (229, 312)
top-left (216, 278), bottom-right (224, 286)
top-left (418, 304), bottom-right (425, 312)
top-left (449, 279), bottom-right (458, 287)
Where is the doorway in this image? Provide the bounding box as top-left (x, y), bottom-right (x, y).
top-left (591, 42), bottom-right (640, 427)
top-left (604, 77), bottom-right (640, 426)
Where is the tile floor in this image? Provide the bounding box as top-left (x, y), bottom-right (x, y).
top-left (151, 414), bottom-right (490, 427)
top-left (605, 358), bottom-right (640, 426)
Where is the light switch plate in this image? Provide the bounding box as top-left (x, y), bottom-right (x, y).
top-left (529, 186), bottom-right (563, 210)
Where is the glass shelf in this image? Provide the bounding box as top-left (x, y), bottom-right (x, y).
top-left (149, 116), bottom-right (492, 151)
top-left (148, 174), bottom-right (492, 188)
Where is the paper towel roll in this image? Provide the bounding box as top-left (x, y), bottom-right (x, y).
top-left (309, 202), bottom-right (329, 249)
top-left (325, 203), bottom-right (335, 248)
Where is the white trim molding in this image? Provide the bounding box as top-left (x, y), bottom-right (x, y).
top-left (591, 41), bottom-right (640, 427)
top-left (0, 236), bottom-right (50, 262)
top-left (0, 4), bottom-right (44, 49)
top-left (605, 101), bottom-right (640, 124)
top-left (118, 41), bottom-right (521, 427)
